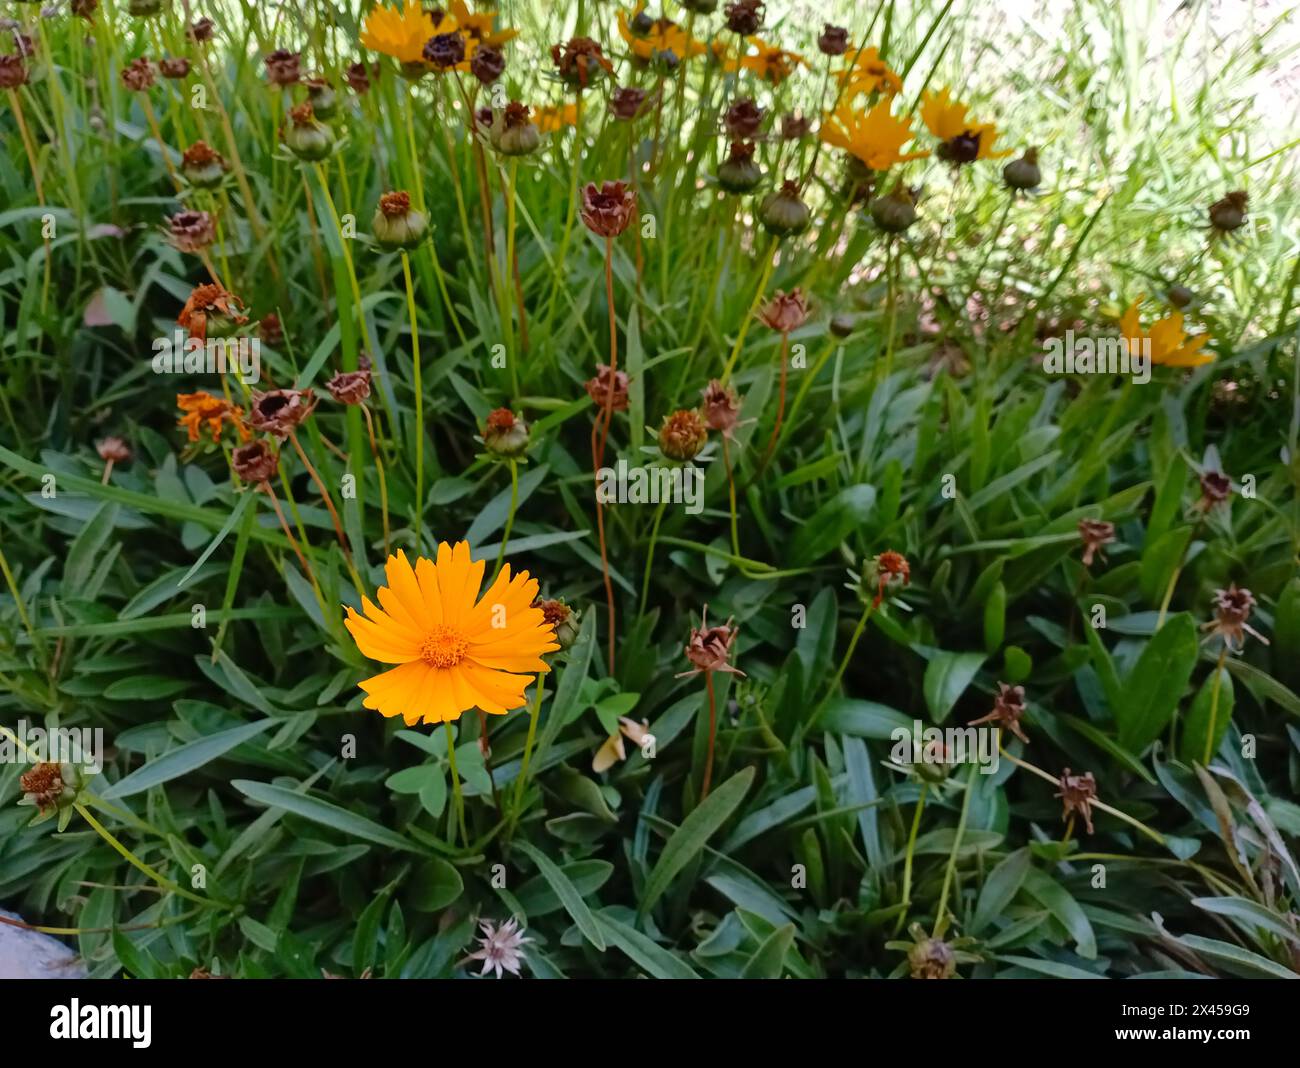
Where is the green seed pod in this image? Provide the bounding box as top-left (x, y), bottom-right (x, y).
top-left (283, 103), bottom-right (333, 161)
top-left (372, 191), bottom-right (429, 251)
top-left (1002, 147), bottom-right (1042, 191)
top-left (870, 188), bottom-right (917, 233)
top-left (759, 180), bottom-right (811, 238)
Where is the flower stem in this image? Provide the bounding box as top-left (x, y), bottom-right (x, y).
top-left (445, 720), bottom-right (468, 847)
top-left (493, 459), bottom-right (519, 582)
top-left (401, 250), bottom-right (424, 553)
top-left (895, 783), bottom-right (928, 934)
top-left (722, 236), bottom-right (778, 383)
top-left (702, 671), bottom-right (718, 800)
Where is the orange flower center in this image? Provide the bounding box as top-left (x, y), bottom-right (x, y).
top-left (420, 624), bottom-right (468, 669)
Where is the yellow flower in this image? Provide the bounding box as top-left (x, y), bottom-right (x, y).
top-left (344, 544), bottom-right (559, 725)
top-left (617, 7), bottom-right (705, 62)
top-left (818, 97), bottom-right (929, 170)
top-left (836, 46), bottom-right (902, 98)
top-left (734, 38), bottom-right (805, 85)
top-left (360, 1), bottom-right (445, 65)
top-left (450, 0), bottom-right (518, 53)
top-left (920, 87), bottom-right (1012, 161)
top-left (1119, 300), bottom-right (1213, 368)
top-left (534, 102), bottom-right (579, 133)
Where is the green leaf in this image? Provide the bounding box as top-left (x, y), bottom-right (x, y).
top-left (1180, 667), bottom-right (1235, 765)
top-left (1023, 868), bottom-right (1096, 959)
top-left (816, 698), bottom-right (912, 739)
top-left (1139, 527), bottom-right (1191, 605)
top-left (923, 651), bottom-right (985, 723)
top-left (514, 840), bottom-right (606, 951)
top-left (102, 720), bottom-right (277, 799)
top-left (410, 857), bottom-right (464, 911)
top-left (972, 848), bottom-right (1031, 934)
top-left (1115, 613), bottom-right (1198, 752)
top-left (739, 923), bottom-right (796, 979)
top-left (789, 484), bottom-right (876, 564)
top-left (638, 766), bottom-right (755, 917)
top-left (595, 910), bottom-right (700, 979)
top-left (1174, 934), bottom-right (1300, 979)
top-left (232, 780), bottom-right (418, 852)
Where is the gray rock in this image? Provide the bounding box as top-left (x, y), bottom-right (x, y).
top-left (0, 909), bottom-right (87, 978)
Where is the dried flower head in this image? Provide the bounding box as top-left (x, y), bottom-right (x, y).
top-left (181, 139), bottom-right (227, 188)
top-left (723, 98), bottom-right (764, 138)
top-left (818, 24), bottom-right (849, 56)
top-left (677, 606), bottom-right (744, 677)
top-left (1209, 191), bottom-right (1248, 235)
top-left (701, 380), bottom-right (741, 436)
top-left (551, 36), bottom-right (612, 89)
top-left (120, 57), bottom-right (156, 91)
top-left (177, 283), bottom-right (246, 342)
top-left (346, 60), bottom-right (374, 93)
top-left (489, 101), bottom-right (541, 156)
top-left (1203, 584), bottom-right (1267, 651)
top-left (0, 53), bottom-right (27, 90)
top-left (781, 112), bottom-right (812, 141)
top-left (282, 101), bottom-right (333, 160)
top-left (96, 436), bottom-right (132, 464)
top-left (580, 181), bottom-right (637, 238)
top-left (585, 363), bottom-right (630, 411)
top-left (908, 933), bottom-right (956, 979)
top-left (1077, 517), bottom-right (1115, 568)
top-left (757, 288), bottom-right (809, 333)
top-left (258, 313), bottom-right (284, 347)
top-left (249, 387), bottom-right (317, 439)
top-left (609, 85), bottom-right (649, 121)
top-left (482, 407), bottom-right (530, 458)
top-left (724, 0), bottom-right (765, 36)
top-left (231, 439), bottom-right (279, 484)
top-left (1196, 470), bottom-right (1232, 512)
top-left (423, 30), bottom-right (465, 70)
top-left (658, 408), bottom-right (709, 461)
top-left (470, 43), bottom-right (505, 83)
top-left (970, 682), bottom-right (1028, 744)
top-left (19, 763), bottom-right (69, 813)
top-left (264, 48), bottom-right (301, 86)
top-left (189, 17), bottom-right (216, 42)
top-left (168, 209), bottom-right (216, 253)
top-left (159, 56), bottom-right (190, 79)
top-left (1056, 768), bottom-right (1097, 835)
top-left (73, 0), bottom-right (99, 19)
top-left (466, 918), bottom-right (532, 979)
top-left (326, 365), bottom-right (372, 406)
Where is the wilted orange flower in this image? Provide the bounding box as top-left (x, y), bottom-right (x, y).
top-left (534, 102), bottom-right (578, 133)
top-left (819, 97), bottom-right (928, 170)
top-left (1118, 300), bottom-right (1213, 368)
top-left (176, 391), bottom-right (248, 443)
top-left (920, 88), bottom-right (1012, 161)
top-left (733, 38), bottom-right (804, 84)
top-left (177, 283), bottom-right (247, 342)
top-left (344, 544), bottom-right (559, 725)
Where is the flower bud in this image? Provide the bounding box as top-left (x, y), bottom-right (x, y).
top-left (372, 190), bottom-right (429, 250)
top-left (1166, 284), bottom-right (1195, 309)
top-left (181, 140), bottom-right (227, 189)
top-left (717, 141), bottom-right (762, 194)
top-left (19, 762), bottom-right (87, 828)
top-left (870, 187), bottom-right (917, 233)
top-left (482, 407), bottom-right (530, 458)
top-left (282, 102), bottom-right (333, 160)
top-left (758, 180), bottom-right (811, 238)
top-left (1002, 148), bottom-right (1041, 191)
top-left (534, 597), bottom-right (581, 649)
top-left (305, 76), bottom-right (338, 120)
top-left (830, 312), bottom-right (858, 338)
top-left (490, 102), bottom-right (541, 157)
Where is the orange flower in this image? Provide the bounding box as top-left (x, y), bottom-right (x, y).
top-left (819, 97), bottom-right (928, 170)
top-left (176, 391), bottom-right (249, 443)
top-left (361, 1), bottom-right (445, 65)
top-left (920, 87), bottom-right (1012, 161)
top-left (836, 46), bottom-right (902, 98)
top-left (733, 37), bottom-right (805, 85)
top-left (617, 6), bottom-right (705, 62)
top-left (344, 544), bottom-right (559, 725)
top-left (450, 0), bottom-right (518, 54)
top-left (1118, 300), bottom-right (1213, 368)
top-left (534, 102), bottom-right (578, 133)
